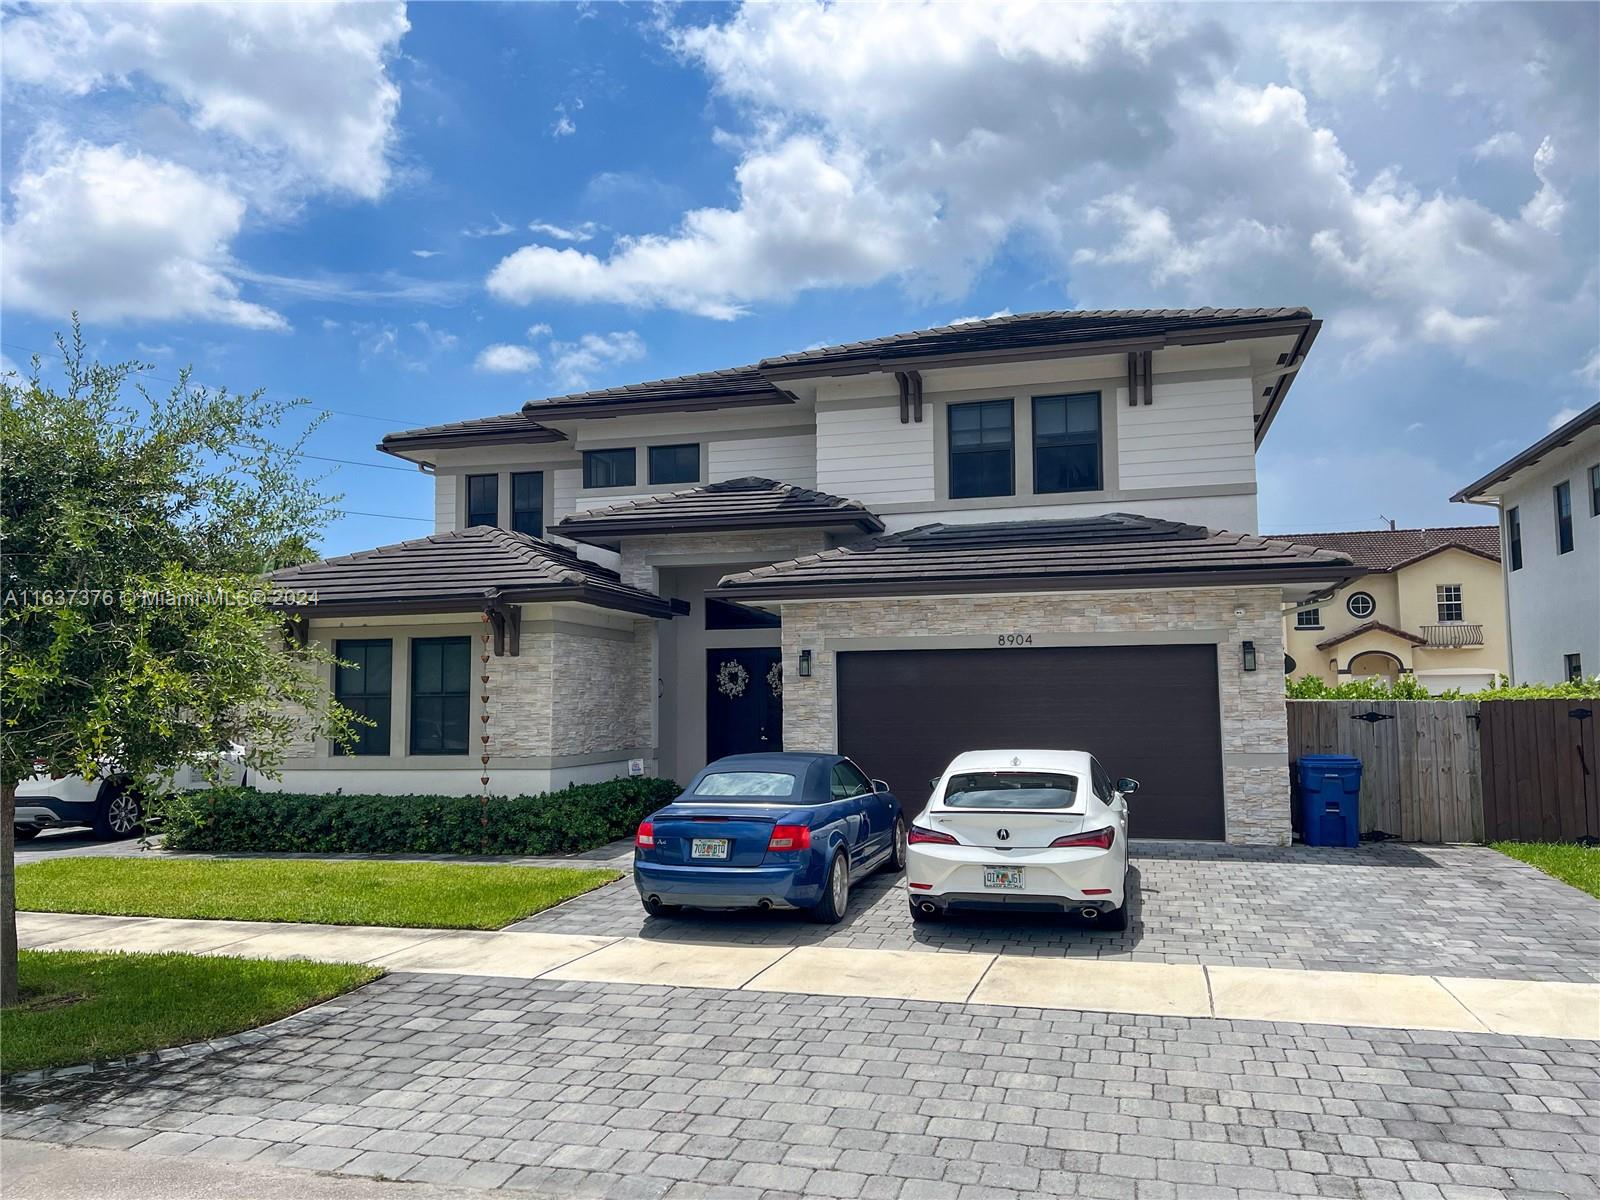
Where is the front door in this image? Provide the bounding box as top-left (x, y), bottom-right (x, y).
top-left (707, 648), bottom-right (783, 762)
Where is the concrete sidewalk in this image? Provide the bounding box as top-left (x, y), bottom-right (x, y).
top-left (19, 910), bottom-right (1600, 1041)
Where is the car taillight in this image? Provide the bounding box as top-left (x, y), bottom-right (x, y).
top-left (908, 824), bottom-right (959, 845)
top-left (1050, 826), bottom-right (1115, 850)
top-left (767, 825), bottom-right (811, 851)
top-left (635, 821), bottom-right (655, 849)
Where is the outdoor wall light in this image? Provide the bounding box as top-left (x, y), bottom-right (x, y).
top-left (798, 649), bottom-right (813, 677)
top-left (1242, 640), bottom-right (1257, 672)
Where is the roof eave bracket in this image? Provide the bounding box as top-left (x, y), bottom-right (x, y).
top-left (483, 593), bottom-right (521, 657)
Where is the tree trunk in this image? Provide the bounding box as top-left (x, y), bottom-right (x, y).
top-left (2, 783), bottom-right (17, 1007)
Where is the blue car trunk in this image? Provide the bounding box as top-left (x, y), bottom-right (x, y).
top-left (645, 802), bottom-right (788, 867)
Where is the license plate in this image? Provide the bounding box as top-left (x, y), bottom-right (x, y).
top-left (691, 838), bottom-right (731, 860)
top-left (984, 866), bottom-right (1025, 890)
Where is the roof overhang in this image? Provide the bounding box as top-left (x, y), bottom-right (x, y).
top-left (273, 585), bottom-right (688, 621)
top-left (557, 509), bottom-right (885, 548)
top-left (522, 390), bottom-right (793, 422)
top-left (1315, 621), bottom-right (1428, 651)
top-left (1452, 401), bottom-right (1600, 504)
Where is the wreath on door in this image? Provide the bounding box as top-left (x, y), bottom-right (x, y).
top-left (716, 659), bottom-right (750, 698)
top-left (766, 660), bottom-right (783, 698)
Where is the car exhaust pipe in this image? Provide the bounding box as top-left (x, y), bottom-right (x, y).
top-left (919, 902), bottom-right (937, 914)
top-left (757, 899), bottom-right (772, 910)
top-left (1079, 906), bottom-right (1100, 920)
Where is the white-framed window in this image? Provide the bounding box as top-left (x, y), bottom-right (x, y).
top-left (1296, 607), bottom-right (1322, 629)
top-left (1567, 653), bottom-right (1585, 682)
top-left (1436, 584), bottom-right (1463, 623)
top-left (1346, 591), bottom-right (1376, 619)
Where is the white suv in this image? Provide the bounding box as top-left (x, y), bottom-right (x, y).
top-left (14, 748), bottom-right (249, 842)
top-left (905, 749), bottom-right (1134, 929)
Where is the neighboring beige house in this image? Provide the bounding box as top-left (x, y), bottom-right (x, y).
top-left (1277, 526), bottom-right (1507, 692)
top-left (269, 308), bottom-right (1361, 845)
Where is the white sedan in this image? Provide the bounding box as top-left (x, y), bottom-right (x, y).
top-left (905, 749), bottom-right (1134, 929)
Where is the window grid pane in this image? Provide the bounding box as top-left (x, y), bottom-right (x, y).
top-left (948, 400), bottom-right (1013, 499)
top-left (410, 637), bottom-right (470, 755)
top-left (1033, 394), bottom-right (1102, 494)
top-left (1296, 608), bottom-right (1320, 628)
top-left (648, 443), bottom-right (700, 485)
top-left (1555, 481), bottom-right (1574, 553)
top-left (1436, 585), bottom-right (1463, 623)
top-left (1507, 507), bottom-right (1522, 571)
top-left (583, 449), bottom-right (636, 489)
top-left (334, 639), bottom-right (391, 756)
top-left (511, 471), bottom-right (543, 539)
top-left (465, 474), bottom-right (497, 527)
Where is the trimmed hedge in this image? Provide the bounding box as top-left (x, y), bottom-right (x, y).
top-left (160, 777), bottom-right (682, 856)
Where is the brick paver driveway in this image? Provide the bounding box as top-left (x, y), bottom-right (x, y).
top-left (6, 972), bottom-right (1597, 1200)
top-left (518, 841), bottom-right (1600, 984)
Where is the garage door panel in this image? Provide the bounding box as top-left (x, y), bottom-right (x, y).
top-left (837, 645), bottom-right (1225, 841)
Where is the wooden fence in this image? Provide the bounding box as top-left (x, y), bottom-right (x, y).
top-left (1288, 698), bottom-right (1598, 843)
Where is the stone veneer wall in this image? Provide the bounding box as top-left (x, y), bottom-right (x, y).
top-left (778, 586), bottom-right (1291, 845)
top-left (549, 620), bottom-right (654, 756)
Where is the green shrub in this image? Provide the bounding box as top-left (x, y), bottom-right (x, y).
top-left (1285, 673), bottom-right (1600, 701)
top-left (161, 776), bottom-right (681, 855)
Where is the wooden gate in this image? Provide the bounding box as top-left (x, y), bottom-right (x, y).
top-left (1478, 700), bottom-right (1599, 842)
top-left (1287, 700), bottom-right (1483, 843)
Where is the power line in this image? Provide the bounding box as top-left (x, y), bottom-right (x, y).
top-left (334, 509), bottom-right (432, 522)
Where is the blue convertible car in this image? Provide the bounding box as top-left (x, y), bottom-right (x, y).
top-left (633, 752), bottom-right (908, 923)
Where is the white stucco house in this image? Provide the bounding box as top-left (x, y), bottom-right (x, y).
top-left (268, 308), bottom-right (1360, 845)
top-left (1453, 402), bottom-right (1600, 685)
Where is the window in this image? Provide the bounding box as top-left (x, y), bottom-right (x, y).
top-left (648, 443), bottom-right (699, 485)
top-left (1296, 607), bottom-right (1322, 629)
top-left (947, 399), bottom-right (1013, 498)
top-left (333, 640), bottom-right (391, 756)
top-left (511, 471), bottom-right (543, 538)
top-left (1566, 653), bottom-right (1585, 682)
top-left (409, 637), bottom-right (470, 755)
top-left (1590, 464), bottom-right (1599, 517)
top-left (1032, 393), bottom-right (1102, 493)
top-left (1346, 591), bottom-right (1376, 619)
top-left (1436, 584), bottom-right (1464, 623)
top-left (583, 448), bottom-right (636, 489)
top-left (1089, 758), bottom-right (1114, 802)
top-left (943, 771), bottom-right (1080, 810)
top-left (465, 474), bottom-right (497, 527)
top-left (1555, 480), bottom-right (1574, 554)
top-left (1506, 506), bottom-right (1522, 572)
top-left (829, 761), bottom-right (873, 801)
top-left (705, 596), bottom-right (780, 630)
top-left (693, 771), bottom-right (796, 798)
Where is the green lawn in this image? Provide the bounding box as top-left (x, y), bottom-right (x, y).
top-left (2, 950), bottom-right (380, 1075)
top-left (16, 858), bottom-right (620, 930)
top-left (1493, 842), bottom-right (1600, 900)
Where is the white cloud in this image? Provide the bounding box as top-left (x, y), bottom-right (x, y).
top-left (548, 330), bottom-right (646, 389)
top-left (526, 323), bottom-right (553, 338)
top-left (2, 1), bottom-right (408, 201)
top-left (1548, 406), bottom-right (1583, 431)
top-left (528, 221), bottom-right (598, 243)
top-left (411, 249), bottom-right (441, 259)
top-left (1276, 19), bottom-right (1391, 97)
top-left (463, 217), bottom-right (518, 238)
top-left (475, 343), bottom-right (542, 374)
top-left (1578, 348), bottom-right (1600, 387)
top-left (551, 103), bottom-right (577, 137)
top-left (1, 139), bottom-right (286, 330)
top-left (1473, 131), bottom-right (1525, 160)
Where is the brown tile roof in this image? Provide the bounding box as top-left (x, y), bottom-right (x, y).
top-left (759, 307), bottom-right (1314, 374)
top-left (521, 365), bottom-right (790, 420)
top-left (379, 411), bottom-right (565, 456)
top-left (1315, 621), bottom-right (1428, 651)
top-left (554, 477), bottom-right (884, 545)
top-left (1272, 526), bottom-right (1501, 572)
top-left (1452, 401), bottom-right (1600, 502)
top-left (717, 513), bottom-right (1357, 600)
top-left (268, 525), bottom-right (682, 618)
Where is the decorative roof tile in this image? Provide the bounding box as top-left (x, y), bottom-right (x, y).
top-left (1272, 526), bottom-right (1501, 573)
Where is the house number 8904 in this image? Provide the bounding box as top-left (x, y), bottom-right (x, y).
top-left (997, 633), bottom-right (1034, 647)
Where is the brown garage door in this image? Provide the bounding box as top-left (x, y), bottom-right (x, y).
top-left (837, 644), bottom-right (1226, 841)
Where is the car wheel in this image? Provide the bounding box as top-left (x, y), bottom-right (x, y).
top-left (13, 827), bottom-right (40, 842)
top-left (92, 787), bottom-right (142, 841)
top-left (641, 896), bottom-right (682, 918)
top-left (885, 817), bottom-right (908, 873)
top-left (909, 899), bottom-right (939, 923)
top-left (810, 851), bottom-right (850, 924)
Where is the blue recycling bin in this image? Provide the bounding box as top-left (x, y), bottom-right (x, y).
top-left (1294, 755), bottom-right (1362, 847)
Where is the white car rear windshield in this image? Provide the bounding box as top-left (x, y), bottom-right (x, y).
top-left (943, 771), bottom-right (1080, 809)
top-left (693, 771), bottom-right (797, 798)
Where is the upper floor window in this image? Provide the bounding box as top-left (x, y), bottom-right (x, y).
top-left (410, 637), bottom-right (470, 756)
top-left (649, 443), bottom-right (700, 486)
top-left (465, 474), bottom-right (497, 527)
top-left (1506, 506), bottom-right (1522, 571)
top-left (1589, 464), bottom-right (1599, 517)
top-left (1295, 607), bottom-right (1321, 629)
top-left (948, 399), bottom-right (1013, 499)
top-left (1345, 591), bottom-right (1376, 619)
top-left (1032, 393), bottom-right (1102, 493)
top-left (1554, 480), bottom-right (1574, 554)
top-left (333, 639), bottom-right (391, 757)
top-left (1436, 584), bottom-right (1463, 623)
top-left (511, 471), bottom-right (543, 539)
top-left (583, 448), bottom-right (636, 489)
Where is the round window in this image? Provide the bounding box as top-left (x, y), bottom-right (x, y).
top-left (1346, 591), bottom-right (1376, 619)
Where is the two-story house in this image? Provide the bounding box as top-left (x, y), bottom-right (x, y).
top-left (1278, 526), bottom-right (1507, 692)
top-left (269, 308), bottom-right (1358, 845)
top-left (1453, 402), bottom-right (1600, 684)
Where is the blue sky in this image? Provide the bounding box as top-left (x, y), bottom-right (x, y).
top-left (2, 1), bottom-right (1596, 555)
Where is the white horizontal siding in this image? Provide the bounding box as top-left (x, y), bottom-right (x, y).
top-left (1117, 377), bottom-right (1256, 489)
top-left (434, 474), bottom-right (457, 532)
top-left (708, 432), bottom-right (816, 488)
top-left (816, 403), bottom-right (936, 505)
top-left (551, 467), bottom-right (581, 522)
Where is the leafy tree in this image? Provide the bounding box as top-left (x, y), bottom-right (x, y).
top-left (0, 324), bottom-right (355, 1005)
